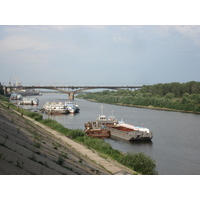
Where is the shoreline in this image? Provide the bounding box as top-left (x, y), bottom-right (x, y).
top-left (83, 98), bottom-right (200, 114)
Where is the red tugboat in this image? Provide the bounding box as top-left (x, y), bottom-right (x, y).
top-left (84, 106), bottom-right (115, 139)
top-left (84, 119), bottom-right (111, 139)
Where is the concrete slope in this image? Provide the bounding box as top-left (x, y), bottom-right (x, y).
top-left (0, 102), bottom-right (137, 175)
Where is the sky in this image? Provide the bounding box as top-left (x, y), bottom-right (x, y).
top-left (1, 25), bottom-right (200, 87)
top-left (1, 2), bottom-right (200, 87)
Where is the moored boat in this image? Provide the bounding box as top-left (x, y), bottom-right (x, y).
top-left (65, 101), bottom-right (80, 114)
top-left (43, 102), bottom-right (68, 115)
top-left (105, 120), bottom-right (153, 141)
top-left (84, 120), bottom-right (111, 139)
top-left (17, 89), bottom-right (42, 96)
top-left (32, 98), bottom-right (39, 105)
top-left (84, 106), bottom-right (153, 141)
top-left (18, 97), bottom-right (39, 105)
top-left (10, 93), bottom-right (23, 100)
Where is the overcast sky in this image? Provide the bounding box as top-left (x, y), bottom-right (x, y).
top-left (1, 25), bottom-right (200, 86)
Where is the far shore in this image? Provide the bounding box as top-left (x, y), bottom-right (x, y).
top-left (82, 98), bottom-right (200, 114)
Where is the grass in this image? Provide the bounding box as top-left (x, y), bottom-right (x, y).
top-left (33, 132), bottom-right (42, 141)
top-left (56, 155), bottom-right (64, 166)
top-left (34, 141), bottom-right (41, 148)
top-left (61, 151), bottom-right (68, 159)
top-left (52, 142), bottom-right (61, 150)
top-left (0, 95), bottom-right (9, 102)
top-left (27, 112), bottom-right (43, 121)
top-left (42, 119), bottom-right (85, 139)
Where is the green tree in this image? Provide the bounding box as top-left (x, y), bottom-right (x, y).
top-left (77, 81), bottom-right (200, 113)
top-left (165, 93), bottom-right (175, 99)
top-left (0, 82), bottom-right (4, 95)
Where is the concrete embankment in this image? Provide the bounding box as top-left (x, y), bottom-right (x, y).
top-left (0, 101), bottom-right (137, 175)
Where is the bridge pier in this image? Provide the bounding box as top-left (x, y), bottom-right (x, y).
top-left (68, 92), bottom-right (75, 100)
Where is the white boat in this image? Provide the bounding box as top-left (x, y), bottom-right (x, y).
top-left (18, 97), bottom-right (39, 105)
top-left (10, 93), bottom-right (23, 100)
top-left (43, 102), bottom-right (68, 115)
top-left (65, 101), bottom-right (80, 114)
top-left (32, 98), bottom-right (39, 105)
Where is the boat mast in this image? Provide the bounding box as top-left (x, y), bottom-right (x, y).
top-left (100, 105), bottom-right (104, 116)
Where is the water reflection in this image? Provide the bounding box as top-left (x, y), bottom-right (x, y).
top-left (129, 140), bottom-right (153, 146)
top-left (109, 136), bottom-right (153, 146)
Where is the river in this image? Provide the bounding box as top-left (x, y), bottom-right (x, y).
top-left (19, 93), bottom-right (200, 175)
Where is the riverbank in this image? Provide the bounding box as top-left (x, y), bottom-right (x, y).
top-left (0, 101), bottom-right (138, 175)
top-left (84, 98), bottom-right (200, 114)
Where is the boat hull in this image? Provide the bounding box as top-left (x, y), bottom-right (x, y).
top-left (45, 110), bottom-right (68, 115)
top-left (85, 129), bottom-right (110, 139)
top-left (17, 90), bottom-right (40, 96)
top-left (107, 127), bottom-right (152, 141)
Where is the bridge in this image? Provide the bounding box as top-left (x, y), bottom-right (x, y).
top-left (4, 85), bottom-right (142, 100)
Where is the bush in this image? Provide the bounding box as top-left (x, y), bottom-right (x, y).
top-left (27, 112), bottom-right (43, 121)
top-left (0, 95), bottom-right (9, 102)
top-left (119, 152), bottom-right (157, 175)
top-left (70, 129), bottom-right (85, 139)
top-left (42, 120), bottom-right (85, 138)
top-left (42, 119), bottom-right (69, 134)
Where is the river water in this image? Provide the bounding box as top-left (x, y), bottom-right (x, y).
top-left (19, 93), bottom-right (200, 175)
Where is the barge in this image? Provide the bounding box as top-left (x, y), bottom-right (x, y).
top-left (84, 108), bottom-right (153, 141)
top-left (17, 89), bottom-right (42, 96)
top-left (105, 120), bottom-right (153, 141)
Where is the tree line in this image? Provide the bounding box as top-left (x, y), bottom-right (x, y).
top-left (140, 81), bottom-right (200, 97)
top-left (0, 83), bottom-right (4, 95)
top-left (77, 81), bottom-right (200, 113)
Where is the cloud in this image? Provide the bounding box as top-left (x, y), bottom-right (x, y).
top-left (0, 33), bottom-right (52, 68)
top-left (0, 26), bottom-right (53, 67)
top-left (1, 25), bottom-right (200, 86)
top-left (149, 25), bottom-right (200, 45)
top-left (173, 25), bottom-right (200, 45)
top-left (0, 35), bottom-right (52, 51)
top-left (113, 34), bottom-right (128, 43)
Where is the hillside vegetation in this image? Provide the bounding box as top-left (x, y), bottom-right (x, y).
top-left (77, 81), bottom-right (200, 113)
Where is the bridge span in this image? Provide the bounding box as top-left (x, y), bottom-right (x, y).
top-left (4, 85), bottom-right (142, 100)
